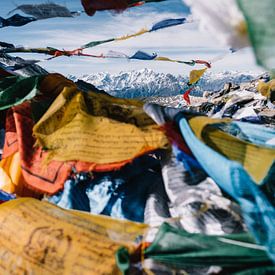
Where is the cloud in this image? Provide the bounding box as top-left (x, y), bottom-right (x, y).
top-left (1, 0), bottom-right (261, 76)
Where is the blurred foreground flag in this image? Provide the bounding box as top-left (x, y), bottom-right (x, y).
top-left (183, 0), bottom-right (275, 74)
top-left (81, 0), bottom-right (166, 16)
top-left (237, 0), bottom-right (275, 74)
top-left (183, 0), bottom-right (249, 49)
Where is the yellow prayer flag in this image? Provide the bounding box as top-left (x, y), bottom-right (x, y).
top-left (189, 68), bottom-right (207, 85)
top-left (189, 116), bottom-right (275, 183)
top-left (257, 79), bottom-right (275, 98)
top-left (258, 81), bottom-right (271, 97)
top-left (155, 56), bottom-right (175, 62)
top-left (33, 86), bottom-right (168, 166)
top-left (116, 28), bottom-right (149, 41)
top-left (0, 198), bottom-right (147, 274)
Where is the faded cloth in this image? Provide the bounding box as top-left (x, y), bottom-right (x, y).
top-left (178, 114), bottom-right (275, 262)
top-left (33, 85), bottom-right (168, 166)
top-left (46, 150), bottom-right (166, 223)
top-left (0, 198), bottom-right (146, 274)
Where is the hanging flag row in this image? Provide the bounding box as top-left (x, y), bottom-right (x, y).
top-left (0, 46), bottom-right (211, 72)
top-left (82, 18), bottom-right (188, 49)
top-left (103, 50), bottom-right (211, 67)
top-left (0, 42), bottom-right (237, 74)
top-left (0, 17), bottom-right (191, 56)
top-left (0, 17), bottom-right (191, 62)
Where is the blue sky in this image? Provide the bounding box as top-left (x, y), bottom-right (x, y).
top-left (1, 0), bottom-right (263, 76)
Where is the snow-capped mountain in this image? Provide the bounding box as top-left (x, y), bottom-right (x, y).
top-left (68, 68), bottom-right (260, 98)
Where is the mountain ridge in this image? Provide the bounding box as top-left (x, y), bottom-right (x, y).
top-left (68, 68), bottom-right (260, 98)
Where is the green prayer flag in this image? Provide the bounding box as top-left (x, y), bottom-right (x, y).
top-left (145, 223), bottom-right (272, 268)
top-left (237, 0), bottom-right (275, 75)
top-left (115, 247), bottom-right (130, 275)
top-left (0, 75), bottom-right (42, 110)
top-left (82, 38), bottom-right (115, 49)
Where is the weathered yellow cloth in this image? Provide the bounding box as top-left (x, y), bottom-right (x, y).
top-left (189, 116), bottom-right (275, 183)
top-left (33, 86), bottom-right (168, 165)
top-left (115, 28), bottom-right (148, 41)
top-left (0, 198), bottom-right (147, 274)
top-left (155, 56), bottom-right (176, 62)
top-left (257, 79), bottom-right (275, 98)
top-left (189, 68), bottom-right (207, 85)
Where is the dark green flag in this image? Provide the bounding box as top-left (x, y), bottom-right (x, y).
top-left (237, 0), bottom-right (275, 75)
top-left (0, 75), bottom-right (43, 110)
top-left (145, 223), bottom-right (272, 268)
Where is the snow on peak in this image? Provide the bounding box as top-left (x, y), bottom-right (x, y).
top-left (68, 69), bottom-right (260, 98)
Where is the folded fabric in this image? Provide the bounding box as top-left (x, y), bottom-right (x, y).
top-left (144, 103), bottom-right (245, 235)
top-left (3, 102), bottom-right (133, 195)
top-left (212, 121), bottom-right (275, 149)
top-left (144, 223), bottom-right (272, 268)
top-left (178, 115), bottom-right (275, 262)
top-left (1, 73), bottom-right (167, 195)
top-left (33, 86), bottom-right (168, 165)
top-left (163, 146), bottom-right (245, 235)
top-left (0, 198), bottom-right (146, 274)
top-left (46, 150), bottom-right (166, 223)
top-left (3, 101), bottom-right (165, 195)
top-left (2, 103), bottom-right (72, 195)
top-left (144, 103), bottom-right (183, 125)
top-left (188, 116), bottom-right (275, 184)
top-left (2, 75), bottom-right (77, 194)
top-left (144, 171), bottom-right (172, 242)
